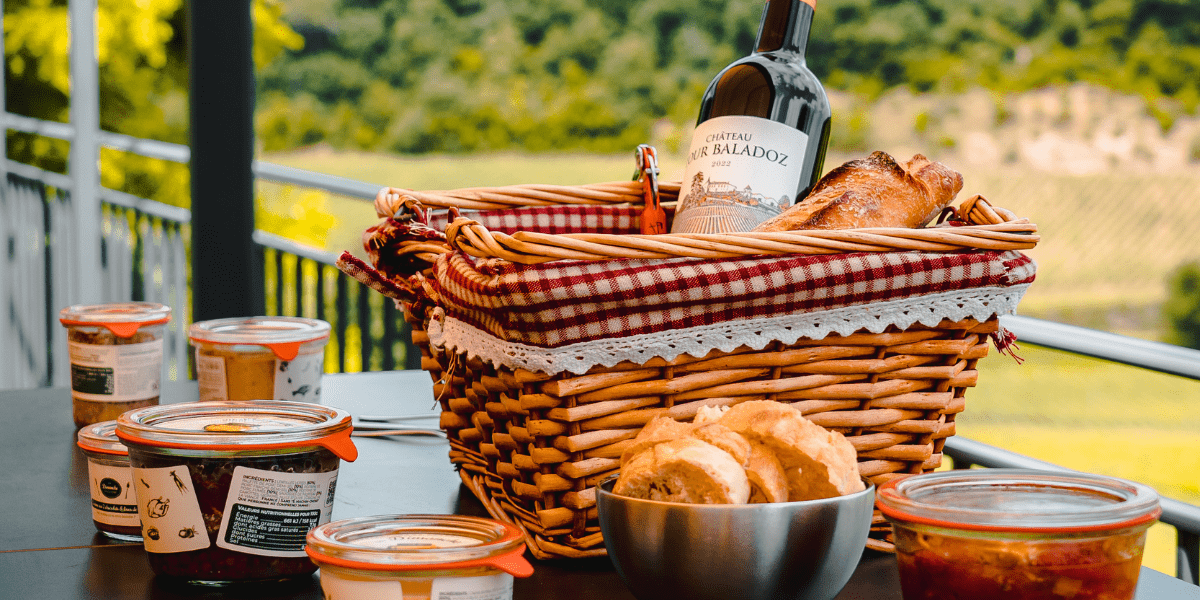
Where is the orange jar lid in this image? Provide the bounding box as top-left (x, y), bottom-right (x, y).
top-left (307, 514), bottom-right (533, 577)
top-left (116, 401), bottom-right (357, 461)
top-left (189, 316), bottom-right (331, 361)
top-left (60, 302), bottom-right (170, 338)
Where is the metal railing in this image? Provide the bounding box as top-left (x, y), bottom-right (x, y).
top-left (0, 109), bottom-right (416, 388)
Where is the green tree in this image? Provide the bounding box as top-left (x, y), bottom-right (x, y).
top-left (1164, 262), bottom-right (1200, 350)
top-left (4, 0), bottom-right (302, 207)
top-left (256, 0), bottom-right (1200, 155)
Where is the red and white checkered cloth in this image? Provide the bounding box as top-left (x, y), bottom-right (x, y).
top-left (427, 205), bottom-right (643, 236)
top-left (435, 248), bottom-right (1036, 349)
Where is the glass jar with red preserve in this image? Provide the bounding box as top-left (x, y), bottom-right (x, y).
top-left (877, 469), bottom-right (1160, 600)
top-left (116, 401), bottom-right (358, 585)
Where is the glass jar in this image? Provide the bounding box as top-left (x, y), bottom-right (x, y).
top-left (307, 514), bottom-right (534, 600)
top-left (189, 316), bottom-right (331, 403)
top-left (77, 420), bottom-right (142, 541)
top-left (59, 302), bottom-right (170, 427)
top-left (876, 469), bottom-right (1161, 600)
top-left (116, 401), bottom-right (358, 585)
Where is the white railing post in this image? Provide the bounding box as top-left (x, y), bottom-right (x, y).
top-left (0, 0), bottom-right (11, 387)
top-left (68, 0), bottom-right (102, 305)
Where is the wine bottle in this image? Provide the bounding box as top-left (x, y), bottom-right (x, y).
top-left (671, 0), bottom-right (831, 234)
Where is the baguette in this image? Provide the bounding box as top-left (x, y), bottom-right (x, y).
top-left (752, 151), bottom-right (963, 232)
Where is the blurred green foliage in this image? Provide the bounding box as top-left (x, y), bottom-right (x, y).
top-left (256, 0), bottom-right (1200, 154)
top-left (7, 0), bottom-right (1200, 174)
top-left (3, 0), bottom-right (302, 208)
top-left (1164, 262), bottom-right (1200, 349)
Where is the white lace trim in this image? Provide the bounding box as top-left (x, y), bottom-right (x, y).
top-left (427, 284), bottom-right (1031, 376)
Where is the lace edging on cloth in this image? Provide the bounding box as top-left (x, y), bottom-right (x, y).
top-left (428, 284), bottom-right (1031, 376)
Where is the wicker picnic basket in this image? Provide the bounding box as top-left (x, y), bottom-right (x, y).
top-left (338, 168), bottom-right (1039, 560)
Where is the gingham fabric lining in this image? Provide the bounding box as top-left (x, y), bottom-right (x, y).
top-left (427, 283), bottom-right (1032, 375)
top-left (434, 249), bottom-right (1036, 350)
top-left (426, 204), bottom-right (643, 235)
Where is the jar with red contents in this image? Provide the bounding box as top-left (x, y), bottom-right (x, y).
top-left (116, 401), bottom-right (358, 585)
top-left (877, 469), bottom-right (1161, 600)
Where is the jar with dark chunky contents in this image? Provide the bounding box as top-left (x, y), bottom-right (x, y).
top-left (60, 302), bottom-right (171, 428)
top-left (116, 401), bottom-right (358, 585)
top-left (77, 421), bottom-right (142, 540)
top-left (877, 469), bottom-right (1161, 600)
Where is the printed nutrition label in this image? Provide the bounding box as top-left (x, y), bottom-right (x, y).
top-left (223, 505), bottom-right (321, 552)
top-left (68, 339), bottom-right (163, 402)
top-left (216, 466), bottom-right (338, 557)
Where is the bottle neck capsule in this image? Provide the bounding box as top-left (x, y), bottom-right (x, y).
top-left (754, 0), bottom-right (815, 58)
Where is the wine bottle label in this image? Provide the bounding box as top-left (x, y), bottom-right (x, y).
top-left (672, 116), bottom-right (808, 234)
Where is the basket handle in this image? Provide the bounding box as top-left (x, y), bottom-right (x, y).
top-left (442, 195), bottom-right (1038, 265)
top-left (375, 180), bottom-right (683, 217)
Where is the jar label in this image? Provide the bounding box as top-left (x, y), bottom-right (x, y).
top-left (195, 351), bottom-right (323, 402)
top-left (318, 572), bottom-right (513, 600)
top-left (131, 465), bottom-right (210, 553)
top-left (273, 350), bottom-right (324, 402)
top-left (88, 460), bottom-right (140, 527)
top-left (68, 339), bottom-right (163, 402)
top-left (431, 573), bottom-right (514, 600)
top-left (672, 115), bottom-right (809, 234)
top-left (195, 353), bottom-right (229, 400)
top-left (215, 466), bottom-right (339, 558)
top-left (319, 574), bottom-right (405, 599)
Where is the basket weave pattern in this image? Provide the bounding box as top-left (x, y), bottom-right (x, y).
top-left (348, 180), bottom-right (1038, 559)
top-left (413, 314), bottom-right (994, 558)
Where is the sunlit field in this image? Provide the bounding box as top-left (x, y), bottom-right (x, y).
top-left (263, 148), bottom-right (1200, 575)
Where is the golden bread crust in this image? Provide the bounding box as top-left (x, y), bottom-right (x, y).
top-left (752, 151), bottom-right (963, 232)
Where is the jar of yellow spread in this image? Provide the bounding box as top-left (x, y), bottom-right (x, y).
top-left (189, 316), bottom-right (330, 403)
top-left (306, 514), bottom-right (534, 600)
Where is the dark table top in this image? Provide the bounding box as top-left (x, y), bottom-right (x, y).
top-left (2, 371), bottom-right (1196, 599)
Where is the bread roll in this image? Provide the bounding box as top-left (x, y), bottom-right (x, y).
top-left (752, 151), bottom-right (963, 232)
top-left (713, 401), bottom-right (864, 501)
top-left (613, 438), bottom-right (751, 504)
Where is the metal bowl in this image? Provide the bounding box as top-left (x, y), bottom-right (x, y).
top-left (597, 476), bottom-right (875, 600)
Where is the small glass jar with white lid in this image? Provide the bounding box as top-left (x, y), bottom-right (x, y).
top-left (306, 514), bottom-right (534, 600)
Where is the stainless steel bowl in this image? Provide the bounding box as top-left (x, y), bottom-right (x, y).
top-left (597, 476), bottom-right (875, 600)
